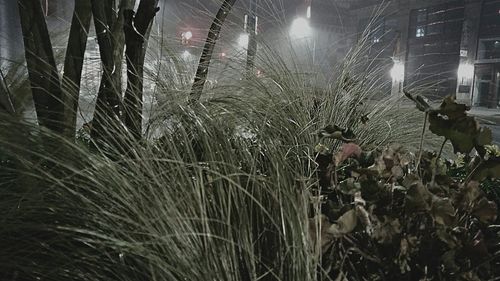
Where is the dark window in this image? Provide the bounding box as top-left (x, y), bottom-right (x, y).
top-left (417, 9), bottom-right (428, 23)
top-left (479, 0), bottom-right (500, 38)
top-left (478, 39), bottom-right (500, 60)
top-left (427, 23), bottom-right (443, 35)
top-left (358, 17), bottom-right (398, 44)
top-left (406, 1), bottom-right (464, 99)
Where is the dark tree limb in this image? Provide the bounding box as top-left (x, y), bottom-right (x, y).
top-left (111, 0), bottom-right (135, 100)
top-left (190, 0), bottom-right (237, 103)
top-left (245, 1), bottom-right (258, 76)
top-left (123, 0), bottom-right (159, 140)
top-left (89, 0), bottom-right (123, 141)
top-left (0, 68), bottom-right (16, 115)
top-left (61, 0), bottom-right (92, 139)
top-left (17, 0), bottom-right (64, 133)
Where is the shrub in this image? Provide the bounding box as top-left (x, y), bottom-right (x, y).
top-left (312, 95), bottom-right (500, 280)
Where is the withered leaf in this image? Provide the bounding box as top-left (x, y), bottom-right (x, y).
top-left (405, 180), bottom-right (432, 212)
top-left (429, 113), bottom-right (478, 154)
top-left (431, 96), bottom-right (469, 120)
top-left (430, 196), bottom-right (456, 226)
top-left (327, 209), bottom-right (358, 237)
top-left (335, 143), bottom-right (362, 165)
top-left (472, 198), bottom-right (498, 224)
top-left (309, 215), bottom-right (334, 254)
top-left (471, 158), bottom-right (500, 181)
top-left (372, 216), bottom-right (402, 244)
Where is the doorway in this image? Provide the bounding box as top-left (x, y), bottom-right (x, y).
top-left (474, 63), bottom-right (500, 108)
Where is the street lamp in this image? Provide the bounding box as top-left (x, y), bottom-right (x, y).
top-left (290, 17), bottom-right (311, 39)
top-left (390, 59), bottom-right (405, 94)
top-left (457, 62), bottom-right (474, 82)
top-left (181, 31), bottom-right (193, 45)
top-left (182, 50), bottom-right (191, 60)
top-left (390, 60), bottom-right (405, 82)
top-left (183, 31), bottom-right (192, 40)
top-left (238, 33), bottom-right (250, 49)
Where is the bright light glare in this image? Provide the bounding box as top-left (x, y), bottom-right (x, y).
top-left (307, 6), bottom-right (311, 19)
top-left (390, 62), bottom-right (405, 81)
top-left (238, 33), bottom-right (249, 49)
top-left (290, 17), bottom-right (311, 39)
top-left (181, 50), bottom-right (191, 60)
top-left (183, 31), bottom-right (193, 40)
top-left (457, 63), bottom-right (474, 80)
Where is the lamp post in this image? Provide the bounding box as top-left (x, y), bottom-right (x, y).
top-left (245, 0), bottom-right (258, 75)
top-left (290, 1), bottom-right (314, 64)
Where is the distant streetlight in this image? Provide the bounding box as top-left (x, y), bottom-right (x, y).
top-left (390, 60), bottom-right (405, 82)
top-left (290, 17), bottom-right (311, 39)
top-left (182, 50), bottom-right (191, 60)
top-left (238, 33), bottom-right (250, 49)
top-left (181, 31), bottom-right (193, 45)
top-left (183, 31), bottom-right (192, 40)
top-left (457, 62), bottom-right (474, 82)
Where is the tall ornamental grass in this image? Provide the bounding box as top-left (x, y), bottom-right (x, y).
top-left (0, 2), bottom-right (427, 280)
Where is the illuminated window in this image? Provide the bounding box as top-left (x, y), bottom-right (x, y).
top-left (416, 27), bottom-right (425, 38)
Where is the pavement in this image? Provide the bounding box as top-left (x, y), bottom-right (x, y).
top-left (469, 107), bottom-right (500, 125)
top-left (469, 107), bottom-right (500, 144)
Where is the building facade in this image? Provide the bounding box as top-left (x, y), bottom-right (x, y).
top-left (350, 0), bottom-right (500, 108)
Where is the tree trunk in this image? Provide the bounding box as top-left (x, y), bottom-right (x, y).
top-left (123, 0), bottom-right (159, 140)
top-left (190, 0), bottom-right (237, 103)
top-left (61, 0), bottom-right (92, 139)
top-left (111, 0), bottom-right (134, 102)
top-left (245, 0), bottom-right (258, 76)
top-left (17, 0), bottom-right (64, 133)
top-left (89, 0), bottom-right (120, 143)
top-left (0, 69), bottom-right (15, 115)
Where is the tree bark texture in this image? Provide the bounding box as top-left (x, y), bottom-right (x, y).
top-left (123, 0), bottom-right (159, 140)
top-left (89, 0), bottom-right (123, 142)
top-left (0, 69), bottom-right (15, 115)
top-left (245, 14), bottom-right (257, 76)
top-left (61, 0), bottom-right (92, 139)
top-left (190, 0), bottom-right (237, 102)
top-left (17, 0), bottom-right (64, 133)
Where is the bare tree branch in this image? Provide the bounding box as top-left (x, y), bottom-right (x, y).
top-left (0, 68), bottom-right (16, 115)
top-left (123, 0), bottom-right (159, 140)
top-left (190, 0), bottom-right (237, 103)
top-left (61, 0), bottom-right (92, 139)
top-left (89, 0), bottom-right (124, 142)
top-left (17, 0), bottom-right (64, 133)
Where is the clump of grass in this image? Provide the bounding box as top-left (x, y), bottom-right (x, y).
top-left (0, 2), bottom-right (429, 280)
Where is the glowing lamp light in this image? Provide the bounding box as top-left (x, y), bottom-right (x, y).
top-left (290, 17), bottom-right (311, 39)
top-left (457, 63), bottom-right (474, 80)
top-left (181, 50), bottom-right (191, 60)
top-left (182, 31), bottom-right (193, 40)
top-left (307, 6), bottom-right (311, 19)
top-left (390, 61), bottom-right (405, 82)
top-left (238, 33), bottom-right (249, 49)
